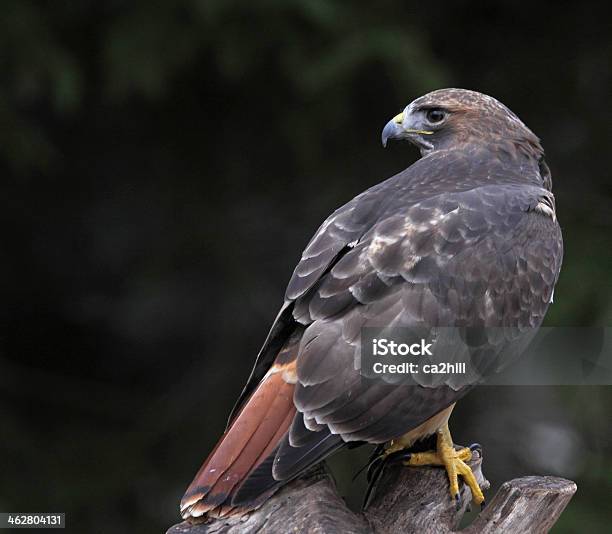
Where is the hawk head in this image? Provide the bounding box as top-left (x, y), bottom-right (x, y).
top-left (382, 88), bottom-right (543, 160)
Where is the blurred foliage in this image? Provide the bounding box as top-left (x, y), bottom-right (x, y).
top-left (0, 0), bottom-right (446, 175)
top-left (1, 1), bottom-right (611, 533)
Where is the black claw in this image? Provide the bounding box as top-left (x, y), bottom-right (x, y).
top-left (480, 499), bottom-right (486, 510)
top-left (365, 456), bottom-right (384, 484)
top-left (384, 450), bottom-right (411, 466)
top-left (455, 494), bottom-right (461, 511)
top-left (362, 445), bottom-right (413, 510)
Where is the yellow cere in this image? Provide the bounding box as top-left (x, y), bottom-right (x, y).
top-left (391, 113), bottom-right (434, 135)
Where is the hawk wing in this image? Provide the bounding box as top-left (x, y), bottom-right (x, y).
top-left (286, 182), bottom-right (561, 447)
top-left (229, 149), bottom-right (513, 418)
top-left (227, 173), bottom-right (397, 421)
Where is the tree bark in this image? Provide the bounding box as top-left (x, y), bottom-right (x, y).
top-left (167, 452), bottom-right (576, 534)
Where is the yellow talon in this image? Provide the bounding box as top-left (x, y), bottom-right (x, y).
top-left (402, 424), bottom-right (485, 506)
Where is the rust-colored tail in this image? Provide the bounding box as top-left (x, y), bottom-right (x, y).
top-left (181, 324), bottom-right (348, 520)
top-left (180, 355), bottom-right (297, 519)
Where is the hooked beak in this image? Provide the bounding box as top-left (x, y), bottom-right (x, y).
top-left (381, 112), bottom-right (433, 148)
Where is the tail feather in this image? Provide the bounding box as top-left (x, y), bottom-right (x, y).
top-left (180, 366), bottom-right (296, 518)
top-left (228, 448), bottom-right (280, 510)
top-left (272, 428), bottom-right (343, 481)
top-left (204, 380), bottom-right (295, 508)
top-left (180, 329), bottom-right (349, 520)
top-left (232, 429), bottom-right (344, 506)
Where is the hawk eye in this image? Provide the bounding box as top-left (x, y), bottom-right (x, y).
top-left (426, 109), bottom-right (446, 124)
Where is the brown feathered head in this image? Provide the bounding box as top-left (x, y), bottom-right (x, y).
top-left (382, 88), bottom-right (544, 161)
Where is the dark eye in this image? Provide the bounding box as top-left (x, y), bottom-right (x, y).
top-left (426, 109), bottom-right (446, 124)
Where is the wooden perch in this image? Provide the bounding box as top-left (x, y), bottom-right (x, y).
top-left (167, 451), bottom-right (576, 534)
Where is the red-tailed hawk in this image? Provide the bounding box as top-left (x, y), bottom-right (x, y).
top-left (180, 88), bottom-right (563, 519)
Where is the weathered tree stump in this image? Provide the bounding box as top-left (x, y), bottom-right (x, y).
top-left (167, 452), bottom-right (576, 534)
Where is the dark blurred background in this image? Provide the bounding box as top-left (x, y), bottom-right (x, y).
top-left (2, 1), bottom-right (611, 533)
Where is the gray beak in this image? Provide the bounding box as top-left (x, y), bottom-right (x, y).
top-left (381, 112), bottom-right (405, 148)
top-left (381, 110), bottom-right (435, 149)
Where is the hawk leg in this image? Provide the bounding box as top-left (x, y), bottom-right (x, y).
top-left (387, 423), bottom-right (485, 507)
